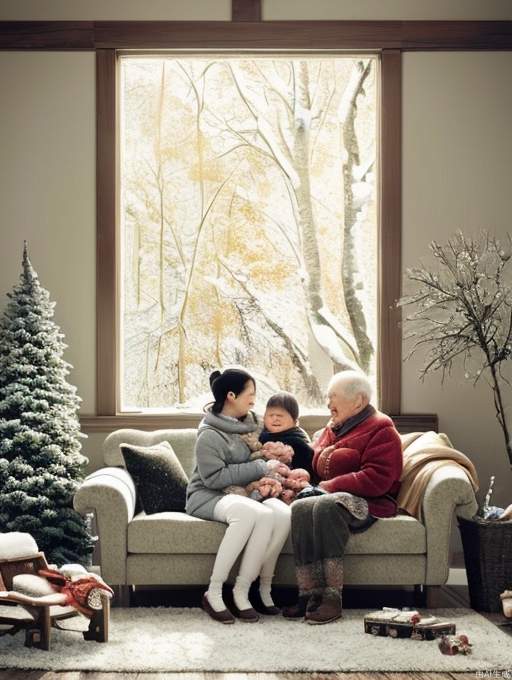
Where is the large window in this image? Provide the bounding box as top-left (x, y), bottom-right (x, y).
top-left (119, 55), bottom-right (378, 413)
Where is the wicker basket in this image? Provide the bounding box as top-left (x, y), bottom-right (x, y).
top-left (458, 516), bottom-right (512, 612)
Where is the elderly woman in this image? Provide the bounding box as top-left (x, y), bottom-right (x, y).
top-left (283, 370), bottom-right (402, 625)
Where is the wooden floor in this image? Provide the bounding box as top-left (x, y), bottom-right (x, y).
top-left (0, 672), bottom-right (494, 679)
top-left (0, 584), bottom-right (510, 679)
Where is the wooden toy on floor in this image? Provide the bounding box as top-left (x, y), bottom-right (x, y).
top-left (364, 607), bottom-right (456, 640)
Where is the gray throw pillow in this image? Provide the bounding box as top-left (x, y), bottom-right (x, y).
top-left (120, 441), bottom-right (189, 514)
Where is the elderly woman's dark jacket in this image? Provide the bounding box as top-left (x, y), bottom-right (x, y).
top-left (312, 408), bottom-right (402, 518)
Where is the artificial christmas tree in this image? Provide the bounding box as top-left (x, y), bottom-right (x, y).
top-left (0, 242), bottom-right (92, 565)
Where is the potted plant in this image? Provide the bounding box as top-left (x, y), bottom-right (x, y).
top-left (399, 231), bottom-right (512, 612)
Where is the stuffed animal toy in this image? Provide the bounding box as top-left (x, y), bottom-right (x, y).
top-left (239, 428), bottom-right (294, 465)
top-left (284, 468), bottom-right (310, 491)
top-left (222, 433), bottom-right (307, 504)
top-left (223, 476), bottom-right (284, 501)
top-left (224, 461), bottom-right (290, 500)
top-left (239, 429), bottom-right (264, 454)
top-left (278, 468), bottom-right (311, 504)
top-left (246, 476), bottom-right (284, 501)
top-left (257, 441), bottom-right (294, 464)
top-left (7, 562), bottom-right (113, 618)
top-left (38, 565), bottom-right (114, 617)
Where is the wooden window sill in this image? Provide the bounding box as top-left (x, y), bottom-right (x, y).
top-left (79, 412), bottom-right (438, 434)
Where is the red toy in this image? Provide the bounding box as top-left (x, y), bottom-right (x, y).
top-left (38, 567), bottom-right (114, 618)
top-left (438, 634), bottom-right (472, 655)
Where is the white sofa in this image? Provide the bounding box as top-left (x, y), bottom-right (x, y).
top-left (74, 428), bottom-right (478, 602)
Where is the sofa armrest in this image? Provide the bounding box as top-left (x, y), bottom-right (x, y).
top-left (73, 467), bottom-right (136, 585)
top-left (422, 464), bottom-right (478, 584)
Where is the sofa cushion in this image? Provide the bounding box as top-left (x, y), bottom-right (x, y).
top-left (104, 429), bottom-right (198, 476)
top-left (127, 512), bottom-right (426, 555)
top-left (128, 512), bottom-right (226, 554)
top-left (121, 441), bottom-right (189, 514)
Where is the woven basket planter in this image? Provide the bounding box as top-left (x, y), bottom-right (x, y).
top-left (458, 516), bottom-right (512, 612)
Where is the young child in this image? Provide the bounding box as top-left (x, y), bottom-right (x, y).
top-left (260, 391), bottom-right (315, 478)
top-left (222, 391), bottom-right (315, 500)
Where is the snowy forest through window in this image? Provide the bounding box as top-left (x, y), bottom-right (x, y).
top-left (120, 55), bottom-right (378, 412)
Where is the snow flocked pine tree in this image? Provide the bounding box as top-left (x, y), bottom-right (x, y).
top-left (0, 242), bottom-right (92, 565)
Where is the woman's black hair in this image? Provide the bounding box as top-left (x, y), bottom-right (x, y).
top-left (209, 368), bottom-right (256, 414)
top-left (265, 391), bottom-right (299, 422)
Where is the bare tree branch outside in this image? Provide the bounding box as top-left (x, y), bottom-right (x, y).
top-left (120, 55), bottom-right (378, 412)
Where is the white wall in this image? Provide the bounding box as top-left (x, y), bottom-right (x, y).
top-left (1, 4), bottom-right (511, 508)
top-left (1, 0), bottom-right (511, 21)
top-left (0, 0), bottom-right (230, 20)
top-left (402, 51), bottom-right (512, 506)
top-left (264, 0), bottom-right (512, 20)
top-left (0, 52), bottom-right (96, 414)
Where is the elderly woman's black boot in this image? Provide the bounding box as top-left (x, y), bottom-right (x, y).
top-left (305, 588), bottom-right (342, 625)
top-left (282, 592), bottom-right (321, 619)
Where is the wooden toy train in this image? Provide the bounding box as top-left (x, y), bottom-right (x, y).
top-left (363, 607), bottom-right (456, 641)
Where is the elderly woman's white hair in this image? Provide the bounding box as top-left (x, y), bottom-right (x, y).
top-left (327, 370), bottom-right (373, 403)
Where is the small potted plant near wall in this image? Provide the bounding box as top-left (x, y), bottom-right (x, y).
top-left (399, 231), bottom-right (512, 613)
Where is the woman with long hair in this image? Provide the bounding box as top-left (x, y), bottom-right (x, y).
top-left (186, 368), bottom-right (291, 623)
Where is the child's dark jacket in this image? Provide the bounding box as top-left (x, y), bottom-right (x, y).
top-left (259, 426), bottom-right (314, 478)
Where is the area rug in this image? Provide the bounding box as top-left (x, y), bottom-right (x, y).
top-left (0, 607), bottom-right (511, 672)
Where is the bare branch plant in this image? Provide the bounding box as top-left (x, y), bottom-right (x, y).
top-left (399, 231), bottom-right (512, 467)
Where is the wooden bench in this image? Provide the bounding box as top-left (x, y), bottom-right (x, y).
top-left (0, 551), bottom-right (109, 651)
